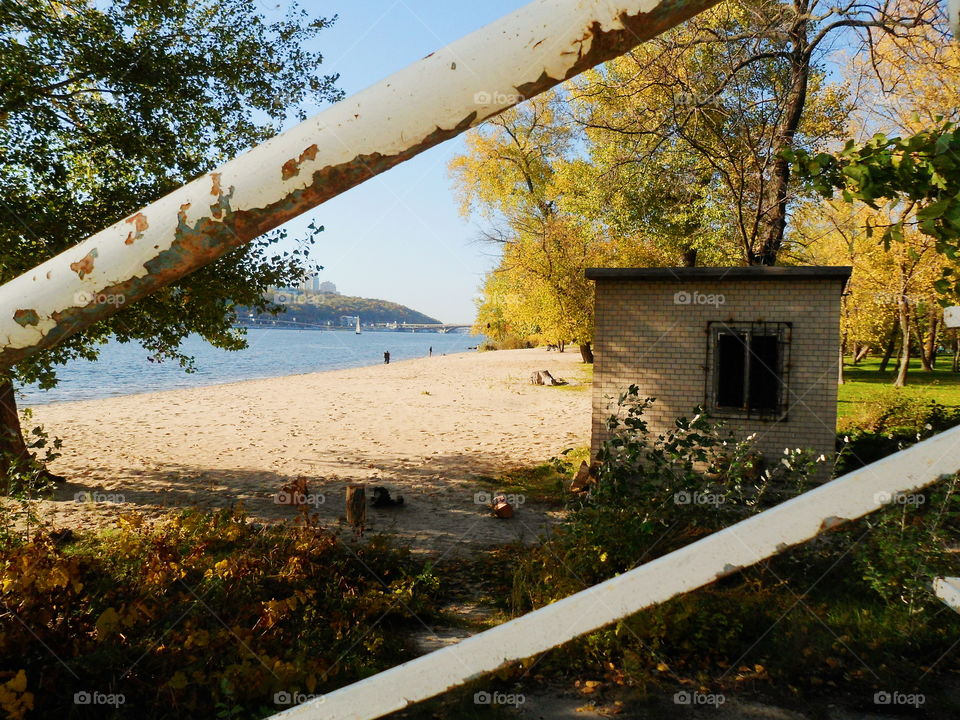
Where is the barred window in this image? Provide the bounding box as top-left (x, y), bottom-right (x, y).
top-left (706, 322), bottom-right (790, 419)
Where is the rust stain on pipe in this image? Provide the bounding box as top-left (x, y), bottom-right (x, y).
top-left (281, 143), bottom-right (321, 180)
top-left (13, 310), bottom-right (39, 328)
top-left (19, 118), bottom-right (476, 362)
top-left (124, 213), bottom-right (149, 245)
top-left (68, 249), bottom-right (98, 279)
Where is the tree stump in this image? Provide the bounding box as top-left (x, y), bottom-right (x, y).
top-left (346, 484), bottom-right (366, 531)
top-left (530, 369), bottom-right (563, 386)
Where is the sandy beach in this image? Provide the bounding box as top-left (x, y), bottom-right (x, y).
top-left (23, 348), bottom-right (590, 553)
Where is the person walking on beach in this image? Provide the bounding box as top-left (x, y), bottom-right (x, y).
top-left (429, 346), bottom-right (432, 357)
top-left (383, 351), bottom-right (390, 364)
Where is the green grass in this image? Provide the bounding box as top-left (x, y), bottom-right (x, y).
top-left (476, 447), bottom-right (590, 505)
top-left (552, 363), bottom-right (593, 391)
top-left (838, 355), bottom-right (960, 422)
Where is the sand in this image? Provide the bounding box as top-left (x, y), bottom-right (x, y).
top-left (21, 347), bottom-right (591, 554)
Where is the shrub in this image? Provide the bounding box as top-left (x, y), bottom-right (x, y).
top-left (509, 389), bottom-right (960, 698)
top-left (0, 508), bottom-right (438, 719)
top-left (836, 393), bottom-right (960, 475)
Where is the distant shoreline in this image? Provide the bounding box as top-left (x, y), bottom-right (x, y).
top-left (232, 324), bottom-right (472, 334)
top-left (20, 329), bottom-right (483, 407)
top-left (22, 346), bottom-right (482, 409)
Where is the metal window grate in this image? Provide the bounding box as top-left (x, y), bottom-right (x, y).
top-left (704, 321), bottom-right (792, 421)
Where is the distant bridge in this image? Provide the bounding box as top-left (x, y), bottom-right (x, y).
top-left (370, 323), bottom-right (472, 333)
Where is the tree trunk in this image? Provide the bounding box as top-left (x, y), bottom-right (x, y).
top-left (879, 322), bottom-right (898, 373)
top-left (579, 342), bottom-right (594, 364)
top-left (838, 342), bottom-right (844, 385)
top-left (753, 20), bottom-right (810, 265)
top-left (925, 305), bottom-right (939, 370)
top-left (894, 297), bottom-right (911, 387)
top-left (953, 330), bottom-right (960, 373)
top-left (0, 377), bottom-right (27, 493)
top-left (912, 306), bottom-right (932, 372)
top-left (854, 345), bottom-right (871, 363)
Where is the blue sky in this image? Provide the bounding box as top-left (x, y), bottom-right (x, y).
top-left (267, 0), bottom-right (530, 324)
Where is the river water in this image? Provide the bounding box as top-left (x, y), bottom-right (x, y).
top-left (19, 328), bottom-right (481, 406)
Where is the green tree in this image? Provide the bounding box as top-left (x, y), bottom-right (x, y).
top-left (788, 121), bottom-right (960, 280)
top-left (0, 0), bottom-right (343, 485)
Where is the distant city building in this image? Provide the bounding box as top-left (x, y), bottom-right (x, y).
top-left (318, 281), bottom-right (338, 294)
top-left (340, 315), bottom-right (360, 327)
top-left (297, 274), bottom-right (320, 293)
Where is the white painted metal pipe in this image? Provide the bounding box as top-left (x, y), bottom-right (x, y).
top-left (271, 425), bottom-right (960, 720)
top-left (0, 0), bottom-right (721, 368)
top-left (934, 576), bottom-right (960, 612)
top-left (951, 0), bottom-right (960, 40)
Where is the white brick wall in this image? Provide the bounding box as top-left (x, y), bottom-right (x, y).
top-left (591, 277), bottom-right (844, 474)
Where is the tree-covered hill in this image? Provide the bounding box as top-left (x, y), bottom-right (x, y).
top-left (239, 293), bottom-right (441, 327)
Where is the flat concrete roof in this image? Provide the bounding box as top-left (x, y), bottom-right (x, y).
top-left (585, 266), bottom-right (852, 281)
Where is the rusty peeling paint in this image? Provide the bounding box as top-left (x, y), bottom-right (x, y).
top-left (515, 2), bottom-right (721, 102)
top-left (282, 144), bottom-right (321, 180)
top-left (209, 183), bottom-right (234, 221)
top-left (281, 158), bottom-right (300, 180)
top-left (69, 249), bottom-right (98, 278)
top-left (210, 172), bottom-right (222, 196)
top-left (124, 212), bottom-right (149, 245)
top-left (2, 117), bottom-right (477, 367)
top-left (13, 309), bottom-right (39, 327)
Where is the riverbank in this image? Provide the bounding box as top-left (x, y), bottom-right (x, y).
top-left (23, 348), bottom-right (591, 553)
top-left (17, 328), bottom-right (482, 405)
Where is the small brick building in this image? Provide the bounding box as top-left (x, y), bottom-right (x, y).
top-left (586, 266), bottom-right (851, 467)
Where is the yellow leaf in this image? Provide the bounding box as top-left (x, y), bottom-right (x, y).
top-left (168, 671), bottom-right (188, 690)
top-left (7, 670), bottom-right (27, 693)
top-left (95, 608), bottom-right (120, 639)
